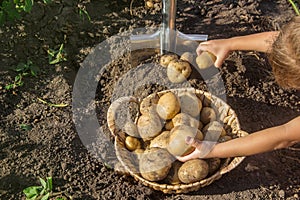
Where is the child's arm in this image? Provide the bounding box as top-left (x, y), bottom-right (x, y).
top-left (197, 31), bottom-right (279, 67)
top-left (177, 116), bottom-right (300, 161)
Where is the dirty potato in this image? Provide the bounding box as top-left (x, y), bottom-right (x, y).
top-left (139, 148), bottom-right (173, 181)
top-left (123, 121), bottom-right (140, 138)
top-left (178, 159), bottom-right (209, 184)
top-left (167, 125), bottom-right (203, 157)
top-left (172, 113), bottom-right (199, 129)
top-left (160, 54), bottom-right (178, 67)
top-left (178, 91), bottom-right (202, 117)
top-left (137, 109), bottom-right (163, 140)
top-left (180, 52), bottom-right (194, 64)
top-left (200, 107), bottom-right (216, 124)
top-left (150, 131), bottom-right (171, 149)
top-left (196, 51), bottom-right (217, 69)
top-left (167, 60), bottom-right (192, 83)
top-left (164, 120), bottom-right (174, 130)
top-left (156, 92), bottom-right (180, 120)
top-left (139, 92), bottom-right (160, 115)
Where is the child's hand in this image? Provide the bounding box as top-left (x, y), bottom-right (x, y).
top-left (176, 136), bottom-right (216, 162)
top-left (196, 39), bottom-right (231, 68)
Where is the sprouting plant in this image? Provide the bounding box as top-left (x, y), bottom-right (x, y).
top-left (23, 177), bottom-right (72, 200)
top-left (47, 43), bottom-right (67, 65)
top-left (0, 0), bottom-right (52, 26)
top-left (23, 177), bottom-right (53, 200)
top-left (20, 123), bottom-right (32, 131)
top-left (5, 60), bottom-right (39, 90)
top-left (78, 4), bottom-right (91, 22)
top-left (288, 0), bottom-right (300, 15)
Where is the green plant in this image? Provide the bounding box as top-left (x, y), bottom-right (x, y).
top-left (288, 0), bottom-right (300, 15)
top-left (5, 60), bottom-right (39, 90)
top-left (0, 0), bottom-right (51, 26)
top-left (23, 177), bottom-right (71, 200)
top-left (20, 123), bottom-right (32, 131)
top-left (47, 43), bottom-right (67, 65)
top-left (37, 97), bottom-right (68, 108)
top-left (78, 5), bottom-right (91, 22)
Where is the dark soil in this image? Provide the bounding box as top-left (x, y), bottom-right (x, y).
top-left (1, 0), bottom-right (300, 199)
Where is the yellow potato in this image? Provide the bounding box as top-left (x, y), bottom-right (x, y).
top-left (167, 60), bottom-right (192, 83)
top-left (156, 92), bottom-right (180, 120)
top-left (180, 52), bottom-right (194, 64)
top-left (172, 113), bottom-right (199, 129)
top-left (139, 92), bottom-right (159, 115)
top-left (160, 54), bottom-right (178, 67)
top-left (150, 131), bottom-right (171, 149)
top-left (137, 109), bottom-right (163, 140)
top-left (167, 125), bottom-right (203, 156)
top-left (164, 120), bottom-right (174, 130)
top-left (125, 136), bottom-right (141, 151)
top-left (178, 91), bottom-right (202, 117)
top-left (200, 107), bottom-right (216, 124)
top-left (178, 159), bottom-right (209, 183)
top-left (139, 148), bottom-right (173, 181)
top-left (196, 51), bottom-right (217, 69)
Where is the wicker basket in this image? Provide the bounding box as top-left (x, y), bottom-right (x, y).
top-left (107, 88), bottom-right (248, 194)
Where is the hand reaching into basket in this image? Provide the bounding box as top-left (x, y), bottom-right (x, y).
top-left (177, 116), bottom-right (300, 162)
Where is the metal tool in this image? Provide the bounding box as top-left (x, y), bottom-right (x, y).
top-left (130, 0), bottom-right (208, 54)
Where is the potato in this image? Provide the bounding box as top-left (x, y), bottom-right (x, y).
top-left (167, 60), bottom-right (192, 83)
top-left (178, 159), bottom-right (209, 183)
top-left (172, 113), bottom-right (199, 129)
top-left (165, 161), bottom-right (182, 185)
top-left (167, 125), bottom-right (203, 156)
top-left (196, 51), bottom-right (217, 69)
top-left (206, 158), bottom-right (221, 175)
top-left (202, 121), bottom-right (226, 141)
top-left (140, 92), bottom-right (159, 115)
top-left (139, 148), bottom-right (173, 181)
top-left (178, 91), bottom-right (202, 117)
top-left (125, 136), bottom-right (141, 151)
top-left (200, 107), bottom-right (216, 124)
top-left (150, 131), bottom-right (171, 149)
top-left (160, 54), bottom-right (178, 67)
top-left (156, 92), bottom-right (180, 120)
top-left (180, 52), bottom-right (194, 64)
top-left (137, 109), bottom-right (163, 140)
top-left (123, 121), bottom-right (140, 137)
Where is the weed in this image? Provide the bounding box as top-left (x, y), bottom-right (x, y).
top-left (47, 44), bottom-right (67, 65)
top-left (23, 177), bottom-right (72, 200)
top-left (5, 60), bottom-right (39, 91)
top-left (78, 5), bottom-right (91, 22)
top-left (0, 0), bottom-right (51, 26)
top-left (37, 98), bottom-right (68, 108)
top-left (20, 124), bottom-right (32, 131)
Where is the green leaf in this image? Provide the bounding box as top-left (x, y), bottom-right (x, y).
top-left (41, 192), bottom-right (50, 200)
top-left (20, 124), bottom-right (32, 131)
top-left (43, 0), bottom-right (52, 4)
top-left (23, 186), bottom-right (43, 199)
top-left (39, 178), bottom-right (47, 189)
top-left (46, 177), bottom-right (53, 191)
top-left (5, 84), bottom-right (14, 90)
top-left (24, 0), bottom-right (33, 12)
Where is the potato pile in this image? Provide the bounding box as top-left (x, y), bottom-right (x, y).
top-left (160, 51), bottom-right (217, 83)
top-left (121, 90), bottom-right (234, 184)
